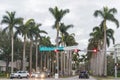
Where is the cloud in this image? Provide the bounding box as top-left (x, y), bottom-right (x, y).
top-left (0, 0), bottom-right (120, 49)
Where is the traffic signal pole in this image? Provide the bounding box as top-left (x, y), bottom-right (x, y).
top-left (40, 45), bottom-right (118, 79)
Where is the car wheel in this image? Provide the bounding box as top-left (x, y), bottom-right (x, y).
top-left (18, 75), bottom-right (22, 79)
top-left (26, 75), bottom-right (29, 78)
top-left (10, 77), bottom-right (13, 79)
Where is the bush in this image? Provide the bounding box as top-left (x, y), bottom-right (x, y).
top-left (0, 72), bottom-right (7, 77)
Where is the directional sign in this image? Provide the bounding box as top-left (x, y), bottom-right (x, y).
top-left (39, 46), bottom-right (64, 51)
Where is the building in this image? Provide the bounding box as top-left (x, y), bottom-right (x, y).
top-left (114, 43), bottom-right (120, 59)
top-left (0, 60), bottom-right (28, 72)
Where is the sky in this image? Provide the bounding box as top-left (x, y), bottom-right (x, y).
top-left (0, 0), bottom-right (120, 51)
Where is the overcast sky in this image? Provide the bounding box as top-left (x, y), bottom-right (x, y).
top-left (0, 0), bottom-right (120, 50)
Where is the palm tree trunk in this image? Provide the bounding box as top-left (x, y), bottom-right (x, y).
top-left (41, 53), bottom-right (42, 71)
top-left (103, 20), bottom-right (107, 76)
top-left (11, 32), bottom-right (14, 73)
top-left (30, 40), bottom-right (33, 75)
top-left (23, 36), bottom-right (26, 71)
top-left (56, 22), bottom-right (59, 76)
top-left (44, 52), bottom-right (46, 70)
top-left (67, 51), bottom-right (69, 76)
top-left (60, 52), bottom-right (63, 76)
top-left (63, 53), bottom-right (65, 76)
top-left (36, 41), bottom-right (38, 72)
top-left (69, 51), bottom-right (72, 76)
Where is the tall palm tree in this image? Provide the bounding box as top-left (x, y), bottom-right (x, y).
top-left (94, 7), bottom-right (119, 76)
top-left (49, 6), bottom-right (69, 74)
top-left (1, 11), bottom-right (23, 73)
top-left (64, 33), bottom-right (78, 76)
top-left (64, 33), bottom-right (78, 46)
top-left (32, 23), bottom-right (47, 72)
top-left (59, 23), bottom-right (73, 76)
top-left (88, 25), bottom-right (115, 76)
top-left (59, 23), bottom-right (73, 45)
top-left (15, 19), bottom-right (34, 71)
top-left (40, 36), bottom-right (52, 71)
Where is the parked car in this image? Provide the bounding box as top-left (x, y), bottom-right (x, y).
top-left (79, 71), bottom-right (89, 79)
top-left (10, 71), bottom-right (29, 79)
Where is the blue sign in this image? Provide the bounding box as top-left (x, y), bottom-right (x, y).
top-left (39, 46), bottom-right (64, 51)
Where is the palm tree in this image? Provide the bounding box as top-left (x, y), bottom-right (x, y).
top-left (49, 6), bottom-right (69, 75)
top-left (15, 19), bottom-right (34, 71)
top-left (94, 7), bottom-right (119, 76)
top-left (64, 33), bottom-right (78, 46)
top-left (31, 23), bottom-right (47, 72)
top-left (59, 23), bottom-right (73, 45)
top-left (1, 11), bottom-right (23, 73)
top-left (59, 23), bottom-right (73, 76)
top-left (40, 36), bottom-right (53, 71)
top-left (64, 33), bottom-right (78, 76)
top-left (88, 25), bottom-right (115, 76)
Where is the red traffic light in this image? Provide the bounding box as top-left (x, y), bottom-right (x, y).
top-left (74, 49), bottom-right (80, 53)
top-left (54, 49), bottom-right (59, 53)
top-left (93, 48), bottom-right (99, 53)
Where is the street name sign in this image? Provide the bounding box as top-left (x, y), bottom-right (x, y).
top-left (39, 46), bottom-right (64, 51)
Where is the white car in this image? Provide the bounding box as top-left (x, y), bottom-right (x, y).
top-left (10, 71), bottom-right (30, 79)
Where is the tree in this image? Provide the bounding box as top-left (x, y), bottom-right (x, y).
top-left (63, 33), bottom-right (78, 76)
top-left (94, 7), bottom-right (119, 76)
top-left (0, 30), bottom-right (11, 73)
top-left (59, 23), bottom-right (73, 76)
top-left (0, 29), bottom-right (23, 73)
top-left (15, 19), bottom-right (34, 71)
top-left (39, 36), bottom-right (53, 72)
top-left (49, 6), bottom-right (69, 74)
top-left (29, 22), bottom-right (47, 72)
top-left (88, 25), bottom-right (115, 76)
top-left (59, 23), bottom-right (73, 45)
top-left (64, 33), bottom-right (78, 46)
top-left (1, 11), bottom-right (23, 73)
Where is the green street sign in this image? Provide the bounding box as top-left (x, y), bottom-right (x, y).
top-left (39, 46), bottom-right (64, 51)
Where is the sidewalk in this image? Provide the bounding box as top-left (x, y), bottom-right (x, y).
top-left (93, 76), bottom-right (120, 80)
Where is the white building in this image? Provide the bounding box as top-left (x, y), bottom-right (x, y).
top-left (0, 60), bottom-right (28, 72)
top-left (0, 60), bottom-right (6, 71)
top-left (114, 44), bottom-right (120, 59)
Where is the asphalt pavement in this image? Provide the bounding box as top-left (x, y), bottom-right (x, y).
top-left (0, 76), bottom-right (97, 80)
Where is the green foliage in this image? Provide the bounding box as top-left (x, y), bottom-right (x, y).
top-left (107, 55), bottom-right (114, 76)
top-left (0, 72), bottom-right (7, 77)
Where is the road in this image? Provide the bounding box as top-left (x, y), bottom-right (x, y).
top-left (0, 76), bottom-right (96, 80)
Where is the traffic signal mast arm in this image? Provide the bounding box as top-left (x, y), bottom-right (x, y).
top-left (64, 46), bottom-right (114, 52)
top-left (79, 49), bottom-right (114, 52)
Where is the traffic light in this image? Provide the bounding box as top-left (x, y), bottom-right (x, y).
top-left (74, 49), bottom-right (80, 53)
top-left (54, 49), bottom-right (59, 53)
top-left (115, 63), bottom-right (118, 66)
top-left (93, 48), bottom-right (99, 53)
